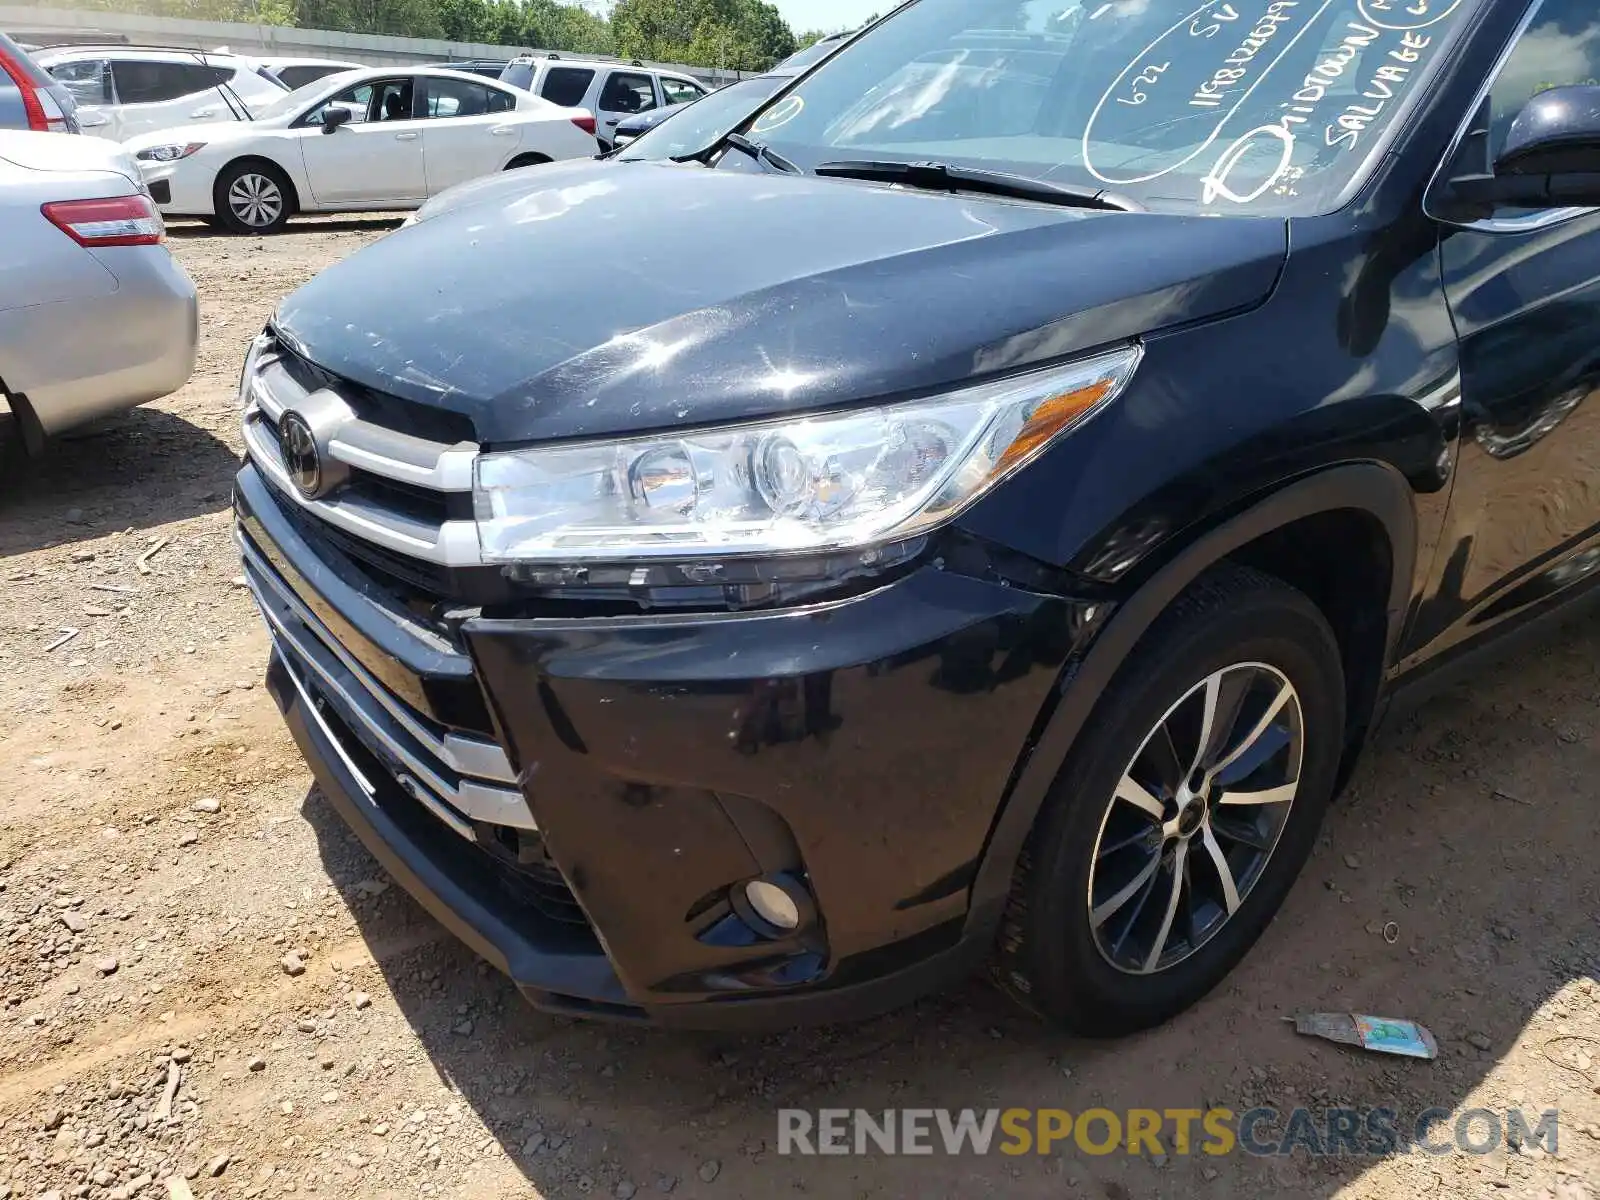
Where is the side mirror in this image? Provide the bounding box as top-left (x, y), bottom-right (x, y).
top-left (1437, 86), bottom-right (1600, 220)
top-left (1498, 85), bottom-right (1600, 176)
top-left (321, 106), bottom-right (352, 133)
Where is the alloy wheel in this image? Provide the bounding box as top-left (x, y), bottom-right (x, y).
top-left (228, 173), bottom-right (283, 229)
top-left (1086, 661), bottom-right (1304, 975)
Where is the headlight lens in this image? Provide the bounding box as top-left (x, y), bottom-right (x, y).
top-left (473, 346), bottom-right (1141, 563)
top-left (135, 142), bottom-right (206, 162)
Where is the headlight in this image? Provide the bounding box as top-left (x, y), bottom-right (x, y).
top-left (473, 346), bottom-right (1141, 563)
top-left (135, 142), bottom-right (206, 163)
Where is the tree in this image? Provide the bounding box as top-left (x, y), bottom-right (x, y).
top-left (612, 0), bottom-right (797, 70)
top-left (436, 0), bottom-right (491, 41)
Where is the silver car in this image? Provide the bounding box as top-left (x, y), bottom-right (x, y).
top-left (0, 130), bottom-right (197, 452)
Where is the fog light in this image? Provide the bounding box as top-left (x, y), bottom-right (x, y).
top-left (744, 879), bottom-right (801, 931)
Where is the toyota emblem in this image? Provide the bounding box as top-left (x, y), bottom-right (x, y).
top-left (278, 411), bottom-right (324, 499)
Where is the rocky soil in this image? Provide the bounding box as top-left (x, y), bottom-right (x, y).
top-left (0, 217), bottom-right (1596, 1200)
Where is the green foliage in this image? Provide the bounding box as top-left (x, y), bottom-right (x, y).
top-left (43, 0), bottom-right (792, 65)
top-left (611, 0), bottom-right (797, 71)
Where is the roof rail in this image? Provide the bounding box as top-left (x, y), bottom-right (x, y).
top-left (31, 41), bottom-right (238, 57)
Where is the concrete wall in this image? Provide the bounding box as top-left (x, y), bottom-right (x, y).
top-left (0, 5), bottom-right (745, 84)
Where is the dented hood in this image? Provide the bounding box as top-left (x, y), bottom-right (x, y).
top-left (273, 159), bottom-right (1287, 445)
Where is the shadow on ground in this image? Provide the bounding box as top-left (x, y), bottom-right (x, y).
top-left (165, 217), bottom-right (407, 240)
top-left (0, 404), bottom-right (239, 556)
top-left (304, 612), bottom-right (1600, 1199)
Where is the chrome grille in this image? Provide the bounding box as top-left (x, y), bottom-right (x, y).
top-left (239, 531), bottom-right (537, 839)
top-left (240, 332), bottom-right (484, 568)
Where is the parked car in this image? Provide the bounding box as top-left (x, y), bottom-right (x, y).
top-left (0, 131), bottom-right (196, 453)
top-left (611, 75), bottom-right (766, 151)
top-left (125, 66), bottom-right (597, 234)
top-left (231, 0), bottom-right (1595, 1035)
top-left (0, 30), bottom-right (79, 133)
top-left (253, 56), bottom-right (363, 90)
top-left (499, 54), bottom-right (708, 149)
top-left (610, 32), bottom-right (857, 152)
top-left (34, 45), bottom-right (286, 141)
top-left (412, 46), bottom-right (849, 224)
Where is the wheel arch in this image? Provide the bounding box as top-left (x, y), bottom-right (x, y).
top-left (215, 154), bottom-right (302, 215)
top-left (967, 461), bottom-right (1417, 937)
top-left (505, 151), bottom-right (552, 170)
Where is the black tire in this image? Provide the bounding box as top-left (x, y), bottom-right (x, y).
top-left (213, 160), bottom-right (293, 235)
top-left (995, 565), bottom-right (1345, 1036)
top-left (504, 153), bottom-right (551, 171)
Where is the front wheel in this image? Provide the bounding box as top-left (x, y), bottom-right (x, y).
top-left (996, 566), bottom-right (1346, 1036)
top-left (214, 161), bottom-right (292, 235)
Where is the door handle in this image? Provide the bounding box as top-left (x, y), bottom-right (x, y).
top-left (78, 111), bottom-right (109, 128)
top-left (604, 118), bottom-right (618, 126)
top-left (395, 131), bottom-right (419, 140)
top-left (490, 126), bottom-right (515, 135)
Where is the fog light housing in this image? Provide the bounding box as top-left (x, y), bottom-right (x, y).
top-left (744, 879), bottom-right (801, 931)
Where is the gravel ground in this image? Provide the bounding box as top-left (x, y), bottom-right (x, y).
top-left (0, 217), bottom-right (1597, 1200)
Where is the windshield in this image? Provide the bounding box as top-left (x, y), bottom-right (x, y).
top-left (252, 71), bottom-right (363, 121)
top-left (744, 0), bottom-right (1480, 215)
top-left (619, 75), bottom-right (786, 160)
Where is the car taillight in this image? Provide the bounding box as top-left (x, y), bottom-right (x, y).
top-left (0, 52), bottom-right (69, 133)
top-left (41, 195), bottom-right (165, 248)
top-left (571, 114), bottom-right (596, 136)
top-left (35, 88), bottom-right (71, 131)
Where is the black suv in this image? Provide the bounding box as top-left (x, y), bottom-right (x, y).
top-left (235, 0), bottom-right (1600, 1034)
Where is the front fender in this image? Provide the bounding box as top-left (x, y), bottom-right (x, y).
top-left (964, 461), bottom-right (1418, 939)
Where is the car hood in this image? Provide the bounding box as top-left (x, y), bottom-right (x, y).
top-left (618, 101), bottom-right (688, 133)
top-left (275, 160), bottom-right (1289, 445)
top-left (411, 157), bottom-right (603, 225)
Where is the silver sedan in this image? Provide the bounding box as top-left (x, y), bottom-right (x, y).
top-left (1, 130), bottom-right (197, 453)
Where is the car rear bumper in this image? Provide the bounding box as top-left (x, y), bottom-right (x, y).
top-left (0, 244), bottom-right (196, 437)
top-left (237, 462), bottom-right (1095, 1026)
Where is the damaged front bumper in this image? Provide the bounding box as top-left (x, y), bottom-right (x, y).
top-left (237, 461), bottom-right (1102, 1027)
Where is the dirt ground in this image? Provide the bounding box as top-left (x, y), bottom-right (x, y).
top-left (1, 217), bottom-right (1597, 1200)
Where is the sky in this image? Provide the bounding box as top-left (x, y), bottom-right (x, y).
top-left (770, 0), bottom-right (884, 34)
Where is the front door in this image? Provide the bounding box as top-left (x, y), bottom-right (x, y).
top-left (1422, 0), bottom-right (1600, 656)
top-left (297, 77), bottom-right (427, 206)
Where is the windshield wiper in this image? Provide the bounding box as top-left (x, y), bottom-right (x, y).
top-left (721, 131), bottom-right (800, 174)
top-left (814, 159), bottom-right (1144, 212)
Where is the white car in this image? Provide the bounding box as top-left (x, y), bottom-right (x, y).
top-left (498, 55), bottom-right (708, 150)
top-left (124, 67), bottom-right (599, 234)
top-left (252, 56), bottom-right (364, 90)
top-left (34, 46), bottom-right (287, 141)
